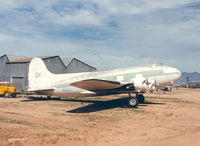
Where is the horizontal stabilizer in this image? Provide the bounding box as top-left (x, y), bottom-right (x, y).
top-left (28, 89), bottom-right (55, 95)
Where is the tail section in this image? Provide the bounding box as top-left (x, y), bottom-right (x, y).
top-left (28, 58), bottom-right (53, 91)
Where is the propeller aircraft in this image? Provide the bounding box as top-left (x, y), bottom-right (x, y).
top-left (27, 58), bottom-right (181, 108)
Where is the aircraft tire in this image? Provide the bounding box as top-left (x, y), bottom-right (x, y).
top-left (128, 97), bottom-right (138, 108)
top-left (136, 94), bottom-right (145, 103)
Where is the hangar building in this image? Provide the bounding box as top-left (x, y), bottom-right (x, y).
top-left (0, 54), bottom-right (96, 91)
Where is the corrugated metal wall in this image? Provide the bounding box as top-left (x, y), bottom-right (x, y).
top-left (6, 63), bottom-right (29, 91)
top-left (43, 57), bottom-right (66, 74)
top-left (65, 59), bottom-right (96, 73)
top-left (12, 77), bottom-right (25, 91)
top-left (0, 56), bottom-right (9, 82)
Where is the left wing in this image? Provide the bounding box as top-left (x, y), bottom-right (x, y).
top-left (70, 79), bottom-right (135, 94)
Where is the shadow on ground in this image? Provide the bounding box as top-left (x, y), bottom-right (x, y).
top-left (21, 96), bottom-right (166, 113)
top-left (67, 98), bottom-right (165, 113)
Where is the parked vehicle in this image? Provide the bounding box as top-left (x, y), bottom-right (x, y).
top-left (0, 82), bottom-right (17, 98)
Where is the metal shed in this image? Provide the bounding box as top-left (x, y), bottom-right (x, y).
top-left (0, 55), bottom-right (28, 82)
top-left (62, 58), bottom-right (96, 73)
top-left (0, 54), bottom-right (96, 91)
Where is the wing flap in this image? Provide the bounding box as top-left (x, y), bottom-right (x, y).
top-left (71, 79), bottom-right (122, 91)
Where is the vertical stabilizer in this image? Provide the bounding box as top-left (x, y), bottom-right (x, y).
top-left (28, 58), bottom-right (53, 91)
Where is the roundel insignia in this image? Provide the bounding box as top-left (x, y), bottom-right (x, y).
top-left (35, 72), bottom-right (41, 78)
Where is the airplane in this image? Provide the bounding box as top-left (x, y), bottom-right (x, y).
top-left (27, 58), bottom-right (181, 108)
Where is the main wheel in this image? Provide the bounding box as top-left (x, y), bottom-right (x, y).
top-left (128, 97), bottom-right (138, 108)
top-left (136, 94), bottom-right (145, 103)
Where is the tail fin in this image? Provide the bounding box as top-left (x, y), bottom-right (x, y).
top-left (28, 58), bottom-right (53, 91)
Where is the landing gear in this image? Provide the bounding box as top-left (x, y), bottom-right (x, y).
top-left (136, 94), bottom-right (145, 103)
top-left (128, 94), bottom-right (138, 108)
top-left (127, 93), bottom-right (145, 107)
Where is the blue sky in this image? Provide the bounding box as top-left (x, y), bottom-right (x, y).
top-left (0, 0), bottom-right (200, 72)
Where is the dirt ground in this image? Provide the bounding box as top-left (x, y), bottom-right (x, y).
top-left (0, 88), bottom-right (200, 146)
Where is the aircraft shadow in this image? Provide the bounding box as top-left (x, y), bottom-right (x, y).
top-left (21, 97), bottom-right (61, 102)
top-left (66, 98), bottom-right (166, 113)
top-left (21, 96), bottom-right (165, 113)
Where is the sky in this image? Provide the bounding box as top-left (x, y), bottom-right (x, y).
top-left (0, 0), bottom-right (200, 72)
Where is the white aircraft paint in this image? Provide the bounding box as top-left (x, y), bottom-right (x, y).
top-left (27, 58), bottom-right (181, 98)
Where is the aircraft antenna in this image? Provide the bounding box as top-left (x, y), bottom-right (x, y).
top-left (94, 53), bottom-right (102, 71)
top-left (145, 59), bottom-right (149, 66)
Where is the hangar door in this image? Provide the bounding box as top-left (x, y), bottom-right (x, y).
top-left (12, 77), bottom-right (25, 91)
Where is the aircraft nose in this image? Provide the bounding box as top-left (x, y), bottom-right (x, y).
top-left (164, 67), bottom-right (181, 79)
top-left (176, 68), bottom-right (181, 78)
top-left (171, 67), bottom-right (181, 80)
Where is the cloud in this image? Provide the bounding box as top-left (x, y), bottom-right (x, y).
top-left (52, 9), bottom-right (104, 26)
top-left (0, 0), bottom-right (200, 72)
top-left (0, 0), bottom-right (16, 12)
top-left (0, 0), bottom-right (194, 27)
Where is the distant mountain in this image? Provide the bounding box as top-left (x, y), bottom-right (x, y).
top-left (175, 72), bottom-right (200, 85)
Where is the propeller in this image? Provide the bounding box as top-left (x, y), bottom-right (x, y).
top-left (150, 79), bottom-right (160, 96)
top-left (142, 78), bottom-right (151, 97)
top-left (142, 79), bottom-right (160, 97)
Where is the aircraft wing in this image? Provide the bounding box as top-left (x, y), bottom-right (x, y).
top-left (71, 79), bottom-right (135, 94)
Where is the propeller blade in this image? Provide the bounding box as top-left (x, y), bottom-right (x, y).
top-left (154, 79), bottom-right (160, 96)
top-left (146, 79), bottom-right (150, 97)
